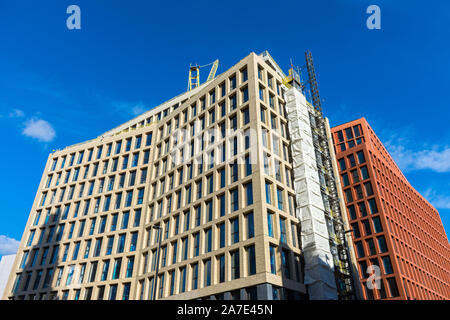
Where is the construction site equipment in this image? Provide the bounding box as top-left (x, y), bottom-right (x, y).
top-left (187, 59), bottom-right (219, 91)
top-left (303, 51), bottom-right (355, 299)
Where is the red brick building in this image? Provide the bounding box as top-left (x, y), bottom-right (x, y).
top-left (331, 118), bottom-right (450, 300)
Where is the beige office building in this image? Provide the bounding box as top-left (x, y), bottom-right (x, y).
top-left (3, 52), bottom-right (359, 300)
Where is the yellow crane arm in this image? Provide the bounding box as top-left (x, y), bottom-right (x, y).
top-left (206, 59), bottom-right (219, 82)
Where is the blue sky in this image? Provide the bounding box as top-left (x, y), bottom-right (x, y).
top-left (1, 0), bottom-right (450, 258)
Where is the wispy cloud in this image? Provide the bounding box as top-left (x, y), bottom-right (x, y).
top-left (112, 101), bottom-right (148, 117)
top-left (386, 144), bottom-right (450, 173)
top-left (423, 189), bottom-right (450, 210)
top-left (22, 118), bottom-right (56, 142)
top-left (131, 104), bottom-right (147, 116)
top-left (8, 109), bottom-right (25, 118)
top-left (0, 108), bottom-right (25, 118)
top-left (0, 235), bottom-right (20, 256)
top-left (382, 127), bottom-right (450, 173)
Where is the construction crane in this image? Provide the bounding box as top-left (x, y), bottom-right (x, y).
top-left (188, 59), bottom-right (219, 91)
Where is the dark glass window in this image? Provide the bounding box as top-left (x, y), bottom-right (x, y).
top-left (363, 219), bottom-right (372, 236)
top-left (366, 238), bottom-right (376, 255)
top-left (361, 166), bottom-right (369, 180)
top-left (359, 202), bottom-right (368, 217)
top-left (348, 205), bottom-right (357, 220)
top-left (382, 256), bottom-right (394, 274)
top-left (372, 217), bottom-right (383, 233)
top-left (348, 154), bottom-right (356, 167)
top-left (368, 199), bottom-right (378, 214)
top-left (338, 158), bottom-right (346, 171)
top-left (352, 222), bottom-right (361, 238)
top-left (345, 127), bottom-right (354, 139)
top-left (357, 151), bottom-right (366, 164)
top-left (387, 278), bottom-right (400, 297)
top-left (342, 174), bottom-right (350, 187)
top-left (355, 241), bottom-right (365, 258)
top-left (377, 236), bottom-right (388, 253)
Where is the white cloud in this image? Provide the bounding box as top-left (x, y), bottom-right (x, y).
top-left (0, 235), bottom-right (20, 256)
top-left (8, 109), bottom-right (25, 118)
top-left (22, 118), bottom-right (56, 142)
top-left (385, 141), bottom-right (450, 173)
top-left (131, 104), bottom-right (147, 116)
top-left (111, 100), bottom-right (148, 117)
top-left (423, 189), bottom-right (450, 210)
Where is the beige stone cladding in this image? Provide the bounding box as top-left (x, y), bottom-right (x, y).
top-left (4, 52), bottom-right (309, 300)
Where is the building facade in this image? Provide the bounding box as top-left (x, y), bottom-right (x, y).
top-left (3, 52), bottom-right (357, 300)
top-left (331, 118), bottom-right (450, 300)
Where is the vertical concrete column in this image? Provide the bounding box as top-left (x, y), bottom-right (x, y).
top-left (284, 87), bottom-right (337, 300)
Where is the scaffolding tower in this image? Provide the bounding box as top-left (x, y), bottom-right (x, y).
top-left (305, 51), bottom-right (355, 300)
top-left (283, 51), bottom-right (356, 299)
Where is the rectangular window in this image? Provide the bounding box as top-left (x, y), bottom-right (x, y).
top-left (387, 278), bottom-right (400, 297)
top-left (204, 259), bottom-right (211, 287)
top-left (179, 267), bottom-right (187, 293)
top-left (279, 217), bottom-right (287, 243)
top-left (231, 218), bottom-right (239, 244)
top-left (265, 181), bottom-right (272, 204)
top-left (267, 212), bottom-right (274, 237)
top-left (364, 182), bottom-right (374, 196)
top-left (355, 242), bottom-right (365, 258)
top-left (130, 232), bottom-right (138, 251)
top-left (219, 168), bottom-right (225, 188)
top-left (172, 241), bottom-right (178, 264)
top-left (146, 133), bottom-right (153, 146)
top-left (338, 158), bottom-right (346, 171)
top-left (373, 217), bottom-right (383, 233)
top-left (352, 223), bottom-right (361, 238)
top-left (112, 258), bottom-right (122, 279)
top-left (361, 166), bottom-right (369, 180)
top-left (206, 200), bottom-right (213, 222)
top-left (362, 219), bottom-right (372, 236)
top-left (192, 263), bottom-right (199, 290)
top-left (366, 238), bottom-right (376, 255)
top-left (135, 135), bottom-right (142, 149)
top-left (230, 94), bottom-right (237, 111)
top-left (115, 141), bottom-right (122, 154)
top-left (377, 236), bottom-right (388, 253)
top-left (218, 254), bottom-right (225, 283)
top-left (281, 249), bottom-right (291, 279)
top-left (246, 212), bottom-right (254, 239)
top-left (228, 250), bottom-right (239, 281)
top-left (357, 151), bottom-right (366, 164)
top-left (382, 256), bottom-right (394, 274)
top-left (193, 233), bottom-right (200, 257)
top-left (268, 245), bottom-right (277, 275)
top-left (126, 256), bottom-right (135, 277)
top-left (244, 182), bottom-right (253, 206)
top-left (219, 223), bottom-right (225, 248)
top-left (342, 173), bottom-right (350, 187)
top-left (247, 245), bottom-right (256, 275)
top-left (205, 228), bottom-right (212, 253)
top-left (117, 234), bottom-right (126, 253)
top-left (368, 199), bottom-right (378, 214)
top-left (277, 188), bottom-right (284, 210)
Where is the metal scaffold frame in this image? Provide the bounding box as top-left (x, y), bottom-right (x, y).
top-left (283, 51), bottom-right (356, 300)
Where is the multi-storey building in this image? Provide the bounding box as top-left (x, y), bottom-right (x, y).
top-left (331, 118), bottom-right (450, 300)
top-left (3, 52), bottom-right (357, 300)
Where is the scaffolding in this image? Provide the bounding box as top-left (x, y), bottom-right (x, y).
top-left (305, 51), bottom-right (355, 300)
top-left (283, 51), bottom-right (356, 299)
